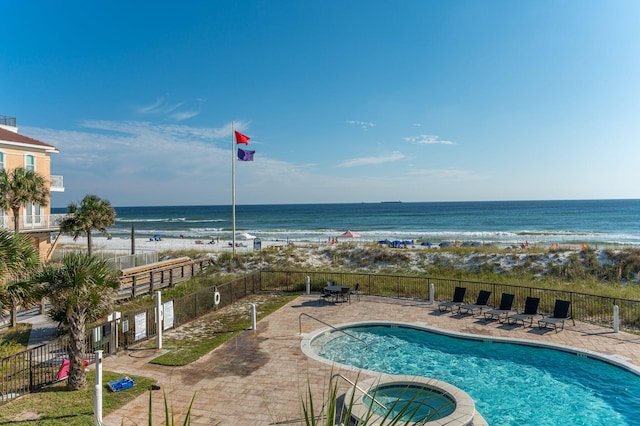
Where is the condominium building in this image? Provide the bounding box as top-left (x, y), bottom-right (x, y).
top-left (0, 115), bottom-right (64, 260)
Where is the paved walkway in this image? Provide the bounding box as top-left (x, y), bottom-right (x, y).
top-left (22, 310), bottom-right (59, 349)
top-left (101, 294), bottom-right (640, 426)
top-left (0, 307), bottom-right (59, 349)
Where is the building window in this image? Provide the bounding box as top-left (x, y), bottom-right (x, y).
top-left (25, 154), bottom-right (35, 172)
top-left (24, 203), bottom-right (42, 226)
top-left (0, 208), bottom-right (7, 228)
top-left (0, 152), bottom-right (4, 170)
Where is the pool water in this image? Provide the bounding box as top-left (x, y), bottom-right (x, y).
top-left (364, 384), bottom-right (456, 422)
top-left (311, 324), bottom-right (640, 425)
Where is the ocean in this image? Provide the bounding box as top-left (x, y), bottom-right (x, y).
top-left (52, 199), bottom-right (640, 247)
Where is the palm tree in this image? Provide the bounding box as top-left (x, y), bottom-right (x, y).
top-left (59, 194), bottom-right (116, 255)
top-left (33, 252), bottom-right (119, 390)
top-left (0, 229), bottom-right (41, 327)
top-left (0, 167), bottom-right (49, 232)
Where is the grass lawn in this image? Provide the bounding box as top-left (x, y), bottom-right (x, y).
top-left (0, 324), bottom-right (31, 358)
top-left (0, 371), bottom-right (155, 425)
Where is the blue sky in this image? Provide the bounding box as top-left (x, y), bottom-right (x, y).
top-left (2, 1), bottom-right (639, 207)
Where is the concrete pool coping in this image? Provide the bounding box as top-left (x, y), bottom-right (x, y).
top-left (102, 294), bottom-right (640, 425)
top-left (344, 375), bottom-right (476, 426)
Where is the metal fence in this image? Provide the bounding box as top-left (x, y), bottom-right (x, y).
top-left (3, 269), bottom-right (640, 404)
top-left (258, 270), bottom-right (640, 331)
top-left (118, 272), bottom-right (262, 348)
top-left (0, 330), bottom-right (112, 403)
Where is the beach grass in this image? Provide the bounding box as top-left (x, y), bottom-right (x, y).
top-left (0, 370), bottom-right (155, 425)
top-left (154, 244), bottom-right (640, 302)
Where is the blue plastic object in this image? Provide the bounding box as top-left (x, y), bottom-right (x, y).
top-left (107, 376), bottom-right (135, 392)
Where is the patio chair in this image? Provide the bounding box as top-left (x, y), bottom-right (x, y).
top-left (437, 287), bottom-right (467, 312)
top-left (459, 290), bottom-right (492, 316)
top-left (483, 293), bottom-right (516, 323)
top-left (338, 286), bottom-right (351, 303)
top-left (319, 287), bottom-right (333, 304)
top-left (507, 297), bottom-right (541, 327)
top-left (538, 300), bottom-right (575, 332)
top-left (350, 283), bottom-right (361, 302)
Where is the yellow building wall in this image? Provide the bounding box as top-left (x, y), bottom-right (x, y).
top-left (1, 144), bottom-right (55, 260)
top-left (1, 145), bottom-right (53, 217)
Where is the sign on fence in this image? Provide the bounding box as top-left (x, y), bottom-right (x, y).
top-left (134, 312), bottom-right (147, 341)
top-left (163, 300), bottom-right (174, 330)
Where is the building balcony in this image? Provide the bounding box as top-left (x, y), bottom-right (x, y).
top-left (0, 214), bottom-right (66, 232)
top-left (50, 175), bottom-right (64, 192)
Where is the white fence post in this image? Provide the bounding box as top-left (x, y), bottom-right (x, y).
top-left (250, 303), bottom-right (257, 330)
top-left (306, 276), bottom-right (311, 295)
top-left (156, 291), bottom-right (163, 349)
top-left (429, 283), bottom-right (435, 304)
top-left (613, 304), bottom-right (619, 333)
top-left (94, 350), bottom-right (103, 425)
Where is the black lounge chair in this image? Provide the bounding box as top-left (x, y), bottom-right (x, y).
top-left (459, 290), bottom-right (492, 316)
top-left (438, 287), bottom-right (467, 312)
top-left (507, 297), bottom-right (541, 327)
top-left (483, 293), bottom-right (516, 323)
top-left (538, 300), bottom-right (575, 332)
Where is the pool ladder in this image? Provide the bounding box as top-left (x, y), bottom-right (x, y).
top-left (332, 373), bottom-right (387, 410)
top-left (298, 313), bottom-right (368, 349)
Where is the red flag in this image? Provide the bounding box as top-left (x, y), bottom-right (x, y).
top-left (235, 131), bottom-right (250, 145)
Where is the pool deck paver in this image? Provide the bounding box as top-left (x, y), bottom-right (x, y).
top-left (102, 295), bottom-right (640, 425)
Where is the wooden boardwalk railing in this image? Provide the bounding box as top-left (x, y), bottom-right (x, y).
top-left (116, 257), bottom-right (213, 300)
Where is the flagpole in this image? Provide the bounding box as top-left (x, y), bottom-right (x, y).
top-left (231, 121), bottom-right (236, 256)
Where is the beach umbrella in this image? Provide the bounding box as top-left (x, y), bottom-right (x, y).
top-left (237, 232), bottom-right (257, 240)
top-left (337, 230), bottom-right (361, 238)
top-left (152, 233), bottom-right (163, 239)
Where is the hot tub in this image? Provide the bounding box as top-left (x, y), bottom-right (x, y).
top-left (343, 375), bottom-right (475, 426)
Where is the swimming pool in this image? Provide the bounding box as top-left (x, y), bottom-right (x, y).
top-left (302, 321), bottom-right (640, 425)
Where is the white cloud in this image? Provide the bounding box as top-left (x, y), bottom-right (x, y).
top-left (22, 121), bottom-right (486, 206)
top-left (404, 134), bottom-right (455, 145)
top-left (346, 120), bottom-right (376, 130)
top-left (171, 111), bottom-right (200, 122)
top-left (336, 151), bottom-right (405, 167)
top-left (135, 97), bottom-right (200, 121)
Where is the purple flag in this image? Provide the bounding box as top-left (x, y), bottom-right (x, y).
top-left (238, 148), bottom-right (255, 161)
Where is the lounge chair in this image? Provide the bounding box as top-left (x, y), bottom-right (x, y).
top-left (483, 293), bottom-right (516, 323)
top-left (538, 299), bottom-right (575, 332)
top-left (438, 287), bottom-right (467, 312)
top-left (459, 290), bottom-right (492, 316)
top-left (507, 297), bottom-right (541, 327)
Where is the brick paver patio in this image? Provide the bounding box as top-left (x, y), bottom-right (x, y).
top-left (102, 294), bottom-right (640, 425)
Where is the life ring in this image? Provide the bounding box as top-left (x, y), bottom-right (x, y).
top-left (214, 291), bottom-right (221, 306)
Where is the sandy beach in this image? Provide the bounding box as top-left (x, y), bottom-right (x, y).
top-left (57, 235), bottom-right (281, 254)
